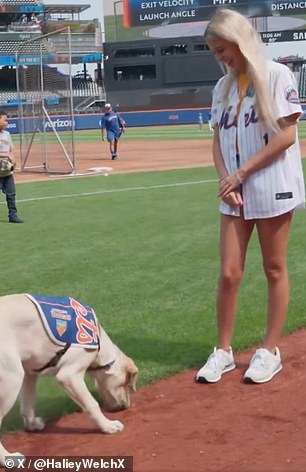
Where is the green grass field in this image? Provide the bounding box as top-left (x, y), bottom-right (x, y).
top-left (3, 123), bottom-right (306, 432)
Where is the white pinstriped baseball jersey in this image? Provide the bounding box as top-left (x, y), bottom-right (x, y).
top-left (211, 60), bottom-right (305, 219)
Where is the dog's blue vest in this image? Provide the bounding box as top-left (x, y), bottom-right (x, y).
top-left (27, 294), bottom-right (99, 349)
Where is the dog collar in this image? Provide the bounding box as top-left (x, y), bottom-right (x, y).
top-left (88, 359), bottom-right (116, 371)
top-left (87, 336), bottom-right (116, 370)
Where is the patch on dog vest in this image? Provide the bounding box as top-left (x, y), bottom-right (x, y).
top-left (27, 294), bottom-right (99, 348)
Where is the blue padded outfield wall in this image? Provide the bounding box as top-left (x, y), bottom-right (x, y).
top-left (6, 109), bottom-right (212, 134)
top-left (7, 106), bottom-right (306, 135)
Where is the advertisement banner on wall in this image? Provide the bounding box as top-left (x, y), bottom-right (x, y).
top-left (7, 107), bottom-right (306, 135)
top-left (123, 1), bottom-right (306, 27)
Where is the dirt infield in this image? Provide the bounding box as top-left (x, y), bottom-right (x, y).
top-left (3, 331), bottom-right (306, 472)
top-left (14, 139), bottom-right (214, 183)
top-left (4, 137), bottom-right (306, 472)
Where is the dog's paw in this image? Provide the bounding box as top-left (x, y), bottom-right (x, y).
top-left (24, 417), bottom-right (45, 431)
top-left (103, 420), bottom-right (124, 434)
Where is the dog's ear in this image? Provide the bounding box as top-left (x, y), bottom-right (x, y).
top-left (127, 360), bottom-right (138, 392)
top-left (128, 371), bottom-right (138, 393)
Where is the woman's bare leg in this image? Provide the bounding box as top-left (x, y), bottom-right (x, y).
top-left (256, 211), bottom-right (293, 351)
top-left (217, 214), bottom-right (255, 350)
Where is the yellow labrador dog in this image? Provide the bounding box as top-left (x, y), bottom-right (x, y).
top-left (0, 294), bottom-right (138, 465)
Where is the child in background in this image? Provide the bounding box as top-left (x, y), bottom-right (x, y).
top-left (0, 111), bottom-right (24, 223)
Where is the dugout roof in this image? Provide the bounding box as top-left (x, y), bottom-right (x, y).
top-left (44, 4), bottom-right (90, 15)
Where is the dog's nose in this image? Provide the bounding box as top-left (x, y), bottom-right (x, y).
top-left (113, 400), bottom-right (129, 411)
top-left (112, 401), bottom-right (128, 411)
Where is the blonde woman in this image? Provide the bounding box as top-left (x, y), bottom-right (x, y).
top-left (196, 9), bottom-right (305, 384)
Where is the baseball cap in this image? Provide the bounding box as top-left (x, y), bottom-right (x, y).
top-left (104, 103), bottom-right (112, 109)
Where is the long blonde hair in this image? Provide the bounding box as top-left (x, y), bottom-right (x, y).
top-left (205, 9), bottom-right (278, 131)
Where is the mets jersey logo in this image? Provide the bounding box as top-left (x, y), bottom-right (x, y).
top-left (285, 87), bottom-right (300, 104)
top-left (27, 294), bottom-right (99, 348)
top-left (219, 105), bottom-right (258, 130)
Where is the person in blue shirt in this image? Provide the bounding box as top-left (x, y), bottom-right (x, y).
top-left (100, 103), bottom-right (125, 160)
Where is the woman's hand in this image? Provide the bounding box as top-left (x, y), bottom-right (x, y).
top-left (218, 171), bottom-right (244, 199)
top-left (221, 190), bottom-right (243, 207)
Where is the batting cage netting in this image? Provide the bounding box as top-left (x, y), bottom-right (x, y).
top-left (16, 27), bottom-right (76, 174)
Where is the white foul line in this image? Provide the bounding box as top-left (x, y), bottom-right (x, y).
top-left (3, 179), bottom-right (218, 205)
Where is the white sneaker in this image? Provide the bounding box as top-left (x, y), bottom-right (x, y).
top-left (196, 347), bottom-right (236, 383)
top-left (244, 347), bottom-right (282, 384)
